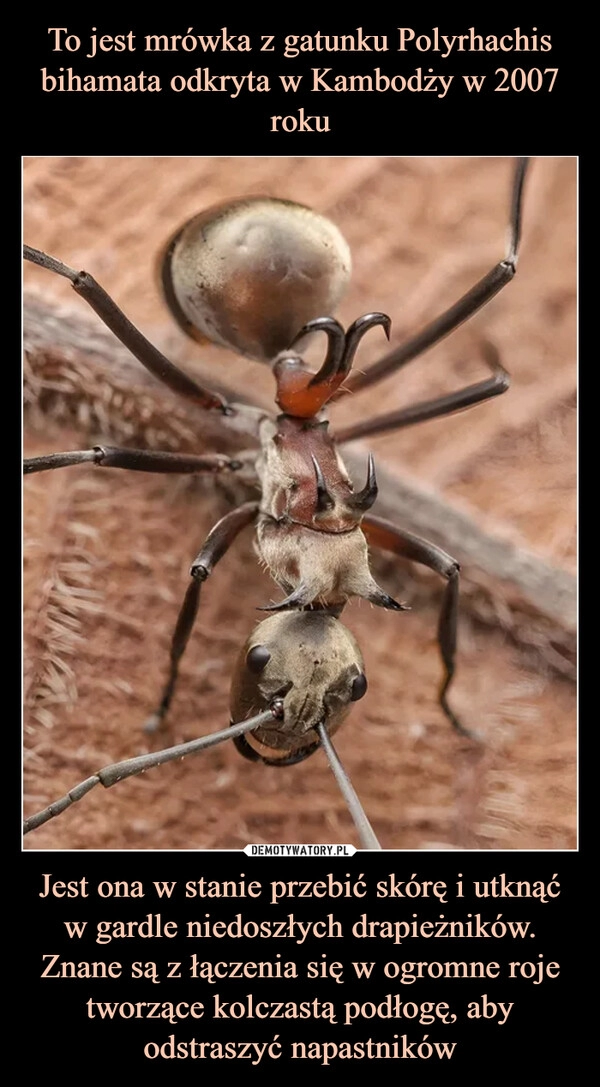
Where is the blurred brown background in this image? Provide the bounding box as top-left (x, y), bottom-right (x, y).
top-left (23, 157), bottom-right (576, 850)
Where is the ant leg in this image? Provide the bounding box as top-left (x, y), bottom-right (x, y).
top-left (24, 245), bottom-right (234, 415)
top-left (143, 501), bottom-right (258, 734)
top-left (333, 157), bottom-right (528, 406)
top-left (336, 341), bottom-right (508, 443)
top-left (362, 513), bottom-right (478, 741)
top-left (24, 446), bottom-right (244, 476)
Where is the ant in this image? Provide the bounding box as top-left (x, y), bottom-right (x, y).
top-left (23, 158), bottom-right (530, 849)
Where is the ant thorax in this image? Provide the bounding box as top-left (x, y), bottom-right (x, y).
top-left (254, 413), bottom-right (394, 610)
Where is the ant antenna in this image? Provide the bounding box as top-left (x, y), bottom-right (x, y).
top-left (23, 708), bottom-right (276, 835)
top-left (316, 722), bottom-right (381, 849)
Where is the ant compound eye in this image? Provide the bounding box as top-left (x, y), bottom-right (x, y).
top-left (246, 645), bottom-right (271, 674)
top-left (351, 673), bottom-right (368, 702)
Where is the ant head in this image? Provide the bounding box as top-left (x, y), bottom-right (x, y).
top-left (229, 610), bottom-right (367, 764)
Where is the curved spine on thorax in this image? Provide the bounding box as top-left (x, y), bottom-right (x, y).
top-left (254, 414), bottom-right (392, 611)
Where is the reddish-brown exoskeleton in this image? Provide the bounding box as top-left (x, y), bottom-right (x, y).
top-left (23, 160), bottom-right (529, 848)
